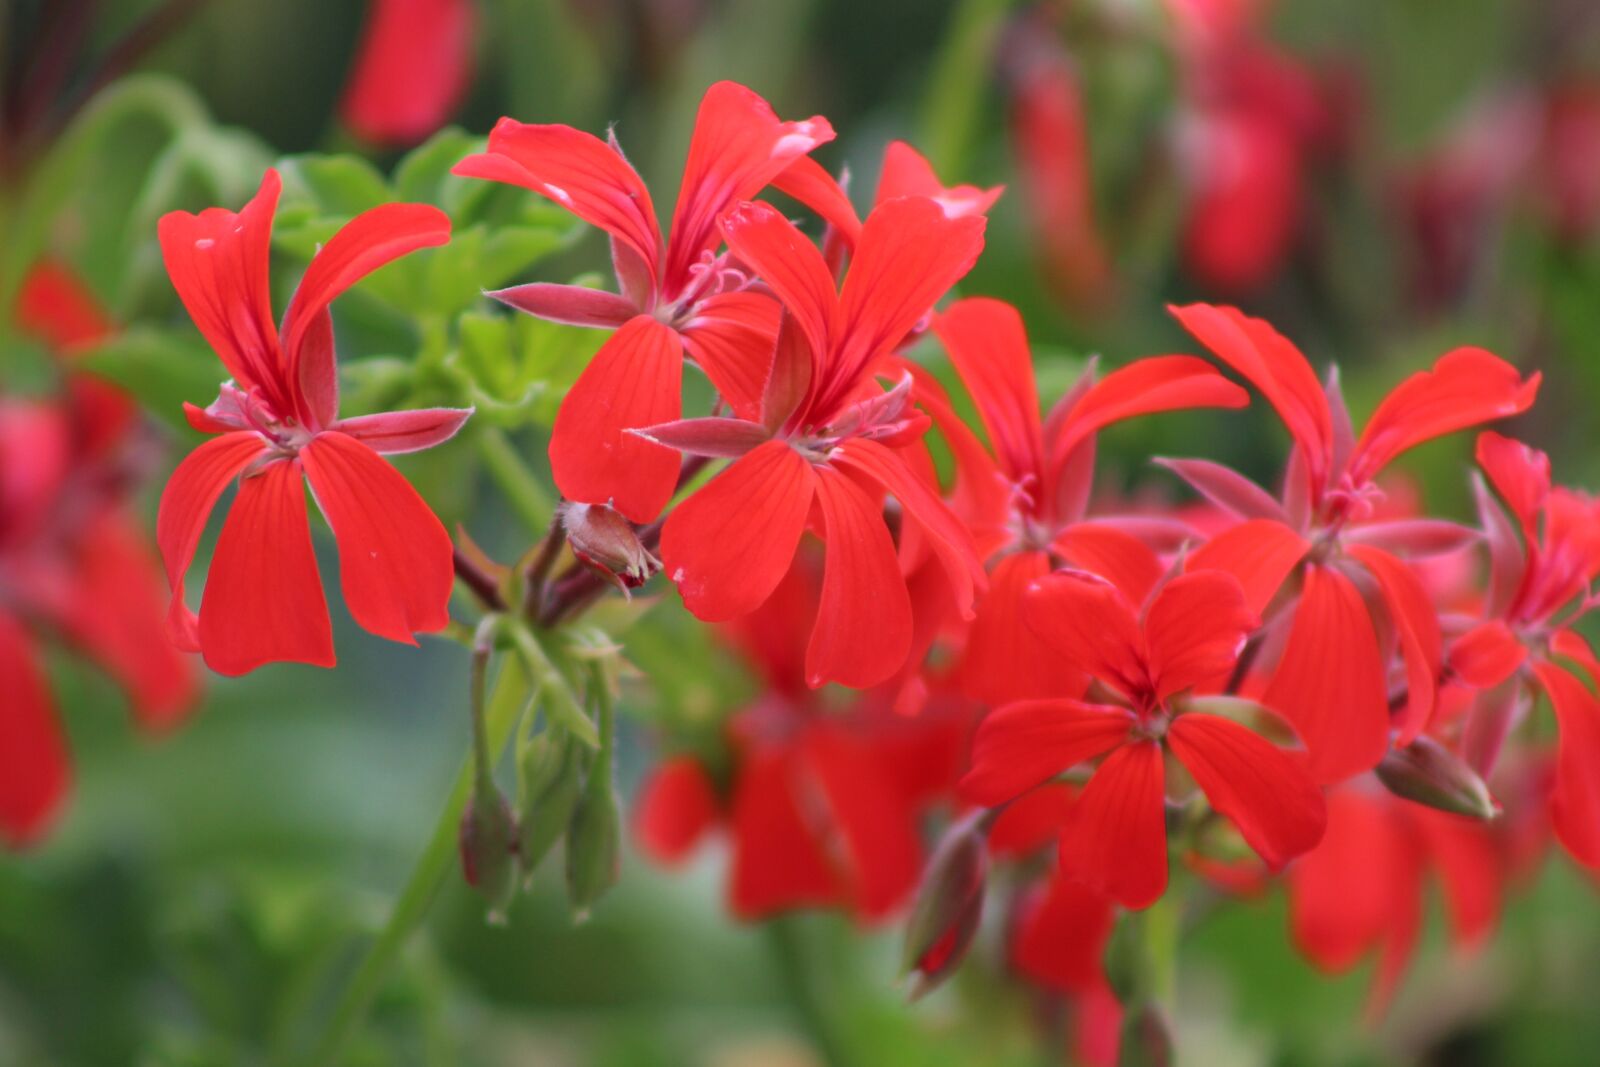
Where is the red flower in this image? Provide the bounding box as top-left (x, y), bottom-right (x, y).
top-left (962, 568), bottom-right (1326, 909)
top-left (339, 0), bottom-right (477, 146)
top-left (452, 82), bottom-right (834, 522)
top-left (924, 297), bottom-right (1247, 706)
top-left (156, 169), bottom-right (471, 676)
top-left (637, 195), bottom-right (988, 688)
top-left (1448, 432), bottom-right (1600, 866)
top-left (1169, 302), bottom-right (1539, 782)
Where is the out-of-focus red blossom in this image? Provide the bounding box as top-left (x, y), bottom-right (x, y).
top-left (963, 564), bottom-right (1326, 909)
top-left (1538, 80), bottom-right (1600, 240)
top-left (2, 263), bottom-right (199, 848)
top-left (339, 0), bottom-right (477, 146)
top-left (1289, 783), bottom-right (1503, 1017)
top-left (1168, 302), bottom-right (1537, 783)
top-left (919, 297), bottom-right (1247, 707)
top-left (156, 169), bottom-right (471, 676)
top-left (633, 560), bottom-right (971, 921)
top-left (1447, 432), bottom-right (1600, 867)
top-left (453, 82), bottom-right (834, 523)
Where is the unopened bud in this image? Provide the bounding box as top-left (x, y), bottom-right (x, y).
top-left (565, 776), bottom-right (621, 920)
top-left (459, 788), bottom-right (518, 922)
top-left (561, 502), bottom-right (660, 593)
top-left (516, 732), bottom-right (584, 878)
top-left (1376, 736), bottom-right (1500, 820)
top-left (902, 812), bottom-right (988, 1000)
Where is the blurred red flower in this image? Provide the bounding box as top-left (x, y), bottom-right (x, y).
top-left (339, 0), bottom-right (478, 146)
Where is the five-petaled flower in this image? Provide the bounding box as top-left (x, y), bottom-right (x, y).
top-left (157, 168), bottom-right (472, 676)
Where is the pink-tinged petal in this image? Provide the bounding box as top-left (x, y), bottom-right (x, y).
top-left (1532, 661), bottom-right (1600, 867)
top-left (338, 0), bottom-right (475, 146)
top-left (331, 407), bottom-right (472, 455)
top-left (679, 290), bottom-right (783, 423)
top-left (291, 310), bottom-right (340, 431)
top-left (719, 199), bottom-right (838, 365)
top-left (1145, 571), bottom-right (1258, 701)
top-left (1169, 303), bottom-right (1333, 497)
top-left (806, 723), bottom-right (923, 919)
top-left (1023, 570), bottom-right (1147, 698)
top-left (0, 614), bottom-right (70, 849)
top-left (728, 746), bottom-right (842, 918)
top-left (957, 551), bottom-right (1086, 705)
top-left (1414, 809), bottom-right (1501, 950)
top-left (158, 169), bottom-right (287, 408)
top-left (805, 465), bottom-right (914, 689)
top-left (1058, 740), bottom-right (1168, 909)
top-left (663, 82), bottom-right (833, 292)
top-left (933, 297), bottom-right (1045, 484)
top-left (1185, 518), bottom-right (1309, 616)
top-left (831, 437), bottom-right (986, 620)
top-left (634, 757), bottom-right (720, 865)
top-left (632, 416), bottom-right (770, 458)
top-left (1347, 545), bottom-right (1441, 746)
top-left (1349, 349), bottom-right (1540, 486)
top-left (772, 155), bottom-right (863, 241)
top-left (156, 432), bottom-right (272, 651)
top-left (1476, 431), bottom-right (1550, 540)
top-left (1344, 519), bottom-right (1480, 557)
top-left (827, 197), bottom-right (986, 411)
top-left (1050, 355), bottom-right (1250, 472)
top-left (1051, 522), bottom-right (1165, 606)
top-left (1473, 472), bottom-right (1527, 618)
top-left (1011, 875), bottom-right (1116, 994)
top-left (661, 440), bottom-right (816, 622)
top-left (961, 699), bottom-right (1134, 807)
top-left (183, 401), bottom-right (240, 434)
top-left (198, 457), bottom-right (334, 675)
top-left (759, 310), bottom-right (815, 435)
top-left (1168, 713), bottom-right (1326, 868)
top-left (1261, 564), bottom-right (1390, 784)
top-left (549, 315), bottom-right (683, 523)
top-left (301, 432), bottom-right (454, 644)
top-left (875, 140), bottom-right (1003, 216)
top-left (1154, 456), bottom-right (1288, 523)
top-left (488, 282), bottom-right (639, 327)
top-left (453, 119), bottom-right (662, 292)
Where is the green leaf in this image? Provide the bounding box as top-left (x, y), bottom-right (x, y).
top-left (277, 154), bottom-right (392, 216)
top-left (392, 128), bottom-right (483, 207)
top-left (76, 327), bottom-right (221, 432)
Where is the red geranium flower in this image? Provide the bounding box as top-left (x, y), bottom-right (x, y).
top-left (156, 169), bottom-right (471, 676)
top-left (339, 0), bottom-right (478, 146)
top-left (962, 567), bottom-right (1326, 909)
top-left (452, 82), bottom-right (834, 522)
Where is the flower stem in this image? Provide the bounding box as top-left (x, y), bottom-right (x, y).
top-left (305, 654), bottom-right (530, 1067)
top-left (765, 917), bottom-right (857, 1067)
top-left (477, 427), bottom-right (554, 535)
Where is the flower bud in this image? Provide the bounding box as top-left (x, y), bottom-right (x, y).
top-left (565, 777), bottom-right (621, 920)
top-left (902, 812), bottom-right (988, 1000)
top-left (561, 502), bottom-right (661, 592)
top-left (516, 731), bottom-right (584, 879)
top-left (459, 787), bottom-right (518, 922)
top-left (1376, 736), bottom-right (1500, 820)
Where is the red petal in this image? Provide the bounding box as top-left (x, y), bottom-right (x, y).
top-left (679, 290), bottom-right (783, 423)
top-left (805, 465), bottom-right (914, 688)
top-left (957, 551), bottom-right (1086, 705)
top-left (488, 282), bottom-right (639, 328)
top-left (1475, 430), bottom-right (1549, 540)
top-left (1414, 809), bottom-right (1501, 950)
top-left (632, 416), bottom-right (770, 458)
top-left (198, 457), bottom-right (334, 675)
top-left (1347, 545), bottom-right (1441, 745)
top-left (1168, 713), bottom-right (1326, 868)
top-left (549, 315), bottom-right (683, 523)
top-left (933, 297), bottom-right (1045, 484)
top-left (661, 440), bottom-right (816, 622)
top-left (728, 745), bottom-right (842, 918)
top-left (806, 723), bottom-right (924, 919)
top-left (1533, 661), bottom-right (1600, 867)
top-left (1349, 349), bottom-right (1540, 486)
top-left (281, 202), bottom-right (451, 427)
top-left (0, 614), bottom-right (70, 848)
top-left (1049, 355), bottom-right (1249, 472)
top-left (1261, 564), bottom-right (1390, 784)
top-left (158, 169), bottom-right (287, 410)
top-left (1023, 571), bottom-right (1147, 699)
top-left (156, 432), bottom-right (271, 651)
top-left (1169, 303), bottom-right (1333, 496)
top-left (16, 259), bottom-right (114, 350)
top-left (1154, 456), bottom-right (1288, 523)
top-left (875, 140), bottom-right (1003, 216)
top-left (961, 699), bottom-right (1134, 807)
top-left (1010, 875), bottom-right (1116, 993)
top-left (634, 757), bottom-right (720, 865)
top-left (1185, 518), bottom-right (1309, 616)
top-left (331, 407), bottom-right (472, 454)
top-left (663, 82), bottom-right (833, 293)
top-left (772, 155), bottom-right (863, 241)
top-left (1145, 571), bottom-right (1257, 701)
top-left (1051, 522), bottom-right (1165, 606)
top-left (719, 199), bottom-right (838, 367)
top-left (301, 432), bottom-right (454, 644)
top-left (1058, 740), bottom-right (1168, 909)
top-left (988, 783), bottom-right (1076, 857)
top-left (454, 119), bottom-right (663, 294)
top-left (1343, 519), bottom-right (1481, 557)
top-left (338, 0), bottom-right (475, 146)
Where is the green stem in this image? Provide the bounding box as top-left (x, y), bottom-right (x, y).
top-left (506, 621), bottom-right (599, 748)
top-left (765, 917), bottom-right (856, 1067)
top-left (917, 0), bottom-right (1014, 178)
top-left (477, 428), bottom-right (554, 534)
top-left (305, 655), bottom-right (530, 1067)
